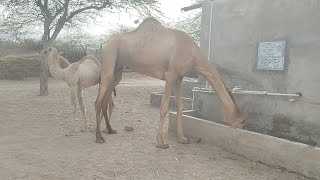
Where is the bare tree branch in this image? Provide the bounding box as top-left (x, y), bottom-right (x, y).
top-left (52, 3), bottom-right (65, 20)
top-left (181, 2), bottom-right (202, 12)
top-left (66, 0), bottom-right (112, 21)
top-left (36, 0), bottom-right (52, 19)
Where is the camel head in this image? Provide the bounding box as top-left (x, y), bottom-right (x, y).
top-left (230, 117), bottom-right (246, 129)
top-left (40, 47), bottom-right (59, 60)
top-left (40, 47), bottom-right (53, 56)
top-left (223, 111), bottom-right (247, 129)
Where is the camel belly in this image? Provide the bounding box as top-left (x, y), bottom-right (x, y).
top-left (118, 56), bottom-right (168, 80)
top-left (78, 63), bottom-right (101, 88)
top-left (118, 36), bottom-right (173, 80)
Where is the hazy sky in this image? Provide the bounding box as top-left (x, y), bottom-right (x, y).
top-left (0, 0), bottom-right (197, 39)
top-left (84, 0), bottom-right (195, 35)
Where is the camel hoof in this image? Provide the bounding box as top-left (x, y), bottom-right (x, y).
top-left (96, 137), bottom-right (105, 143)
top-left (108, 130), bottom-right (117, 134)
top-left (178, 137), bottom-right (189, 144)
top-left (156, 143), bottom-right (169, 149)
top-left (102, 129), bottom-right (107, 133)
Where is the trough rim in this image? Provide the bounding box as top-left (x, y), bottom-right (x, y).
top-left (168, 110), bottom-right (320, 180)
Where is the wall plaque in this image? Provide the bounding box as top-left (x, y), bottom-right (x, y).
top-left (257, 41), bottom-right (285, 70)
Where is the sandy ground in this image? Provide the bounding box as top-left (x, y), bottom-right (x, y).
top-left (0, 72), bottom-right (310, 180)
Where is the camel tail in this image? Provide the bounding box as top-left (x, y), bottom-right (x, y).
top-left (97, 76), bottom-right (116, 97)
top-left (193, 53), bottom-right (245, 128)
top-left (113, 87), bottom-right (116, 97)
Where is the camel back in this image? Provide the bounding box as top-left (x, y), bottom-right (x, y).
top-left (134, 17), bottom-right (165, 33)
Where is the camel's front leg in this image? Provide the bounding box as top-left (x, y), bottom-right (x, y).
top-left (156, 72), bottom-right (177, 149)
top-left (70, 87), bottom-right (77, 121)
top-left (77, 88), bottom-right (88, 132)
top-left (175, 78), bottom-right (189, 144)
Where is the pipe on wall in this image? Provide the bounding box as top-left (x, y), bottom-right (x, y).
top-left (184, 86), bottom-right (301, 111)
top-left (192, 87), bottom-right (302, 97)
top-left (205, 0), bottom-right (214, 89)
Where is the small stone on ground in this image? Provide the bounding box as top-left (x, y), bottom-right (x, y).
top-left (125, 126), bottom-right (134, 131)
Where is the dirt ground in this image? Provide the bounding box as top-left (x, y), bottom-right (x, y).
top-left (0, 72), bottom-right (310, 180)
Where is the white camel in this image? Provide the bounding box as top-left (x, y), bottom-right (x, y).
top-left (40, 47), bottom-right (117, 133)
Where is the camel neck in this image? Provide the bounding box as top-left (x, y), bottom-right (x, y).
top-left (47, 55), bottom-right (65, 80)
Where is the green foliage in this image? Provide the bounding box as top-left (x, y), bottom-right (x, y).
top-left (168, 0), bottom-right (202, 44)
top-left (173, 12), bottom-right (201, 44)
top-left (54, 31), bottom-right (96, 62)
top-left (98, 25), bottom-right (135, 43)
top-left (54, 41), bottom-right (87, 63)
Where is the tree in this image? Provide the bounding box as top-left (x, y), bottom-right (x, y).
top-left (166, 0), bottom-right (202, 44)
top-left (99, 25), bottom-right (134, 43)
top-left (1, 0), bottom-right (160, 95)
top-left (172, 12), bottom-right (201, 44)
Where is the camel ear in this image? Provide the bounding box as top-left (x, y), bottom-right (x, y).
top-left (48, 47), bottom-right (52, 51)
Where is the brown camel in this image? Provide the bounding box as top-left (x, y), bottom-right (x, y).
top-left (95, 17), bottom-right (246, 148)
top-left (40, 47), bottom-right (117, 133)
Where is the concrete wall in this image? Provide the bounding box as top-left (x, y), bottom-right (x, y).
top-left (195, 0), bottom-right (320, 146)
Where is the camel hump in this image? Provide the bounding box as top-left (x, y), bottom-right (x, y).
top-left (135, 17), bottom-right (164, 32)
top-left (84, 54), bottom-right (97, 61)
top-left (80, 54), bottom-right (96, 62)
top-left (81, 54), bottom-right (100, 66)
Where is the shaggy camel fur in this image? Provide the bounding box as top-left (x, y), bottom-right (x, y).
top-left (95, 17), bottom-right (246, 148)
top-left (40, 47), bottom-right (117, 133)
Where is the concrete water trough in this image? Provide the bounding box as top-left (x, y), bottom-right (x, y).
top-left (149, 77), bottom-right (198, 111)
top-left (149, 92), bottom-right (193, 111)
top-left (168, 110), bottom-right (320, 179)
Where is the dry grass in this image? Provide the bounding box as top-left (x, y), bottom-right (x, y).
top-left (0, 53), bottom-right (70, 80)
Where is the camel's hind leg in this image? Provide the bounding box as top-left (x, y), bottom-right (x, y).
top-left (175, 77), bottom-right (189, 144)
top-left (108, 96), bottom-right (114, 123)
top-left (77, 88), bottom-right (88, 132)
top-left (95, 80), bottom-right (114, 143)
top-left (102, 95), bottom-right (117, 134)
top-left (102, 70), bottom-right (122, 134)
top-left (96, 38), bottom-right (119, 143)
top-left (156, 72), bottom-right (177, 149)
